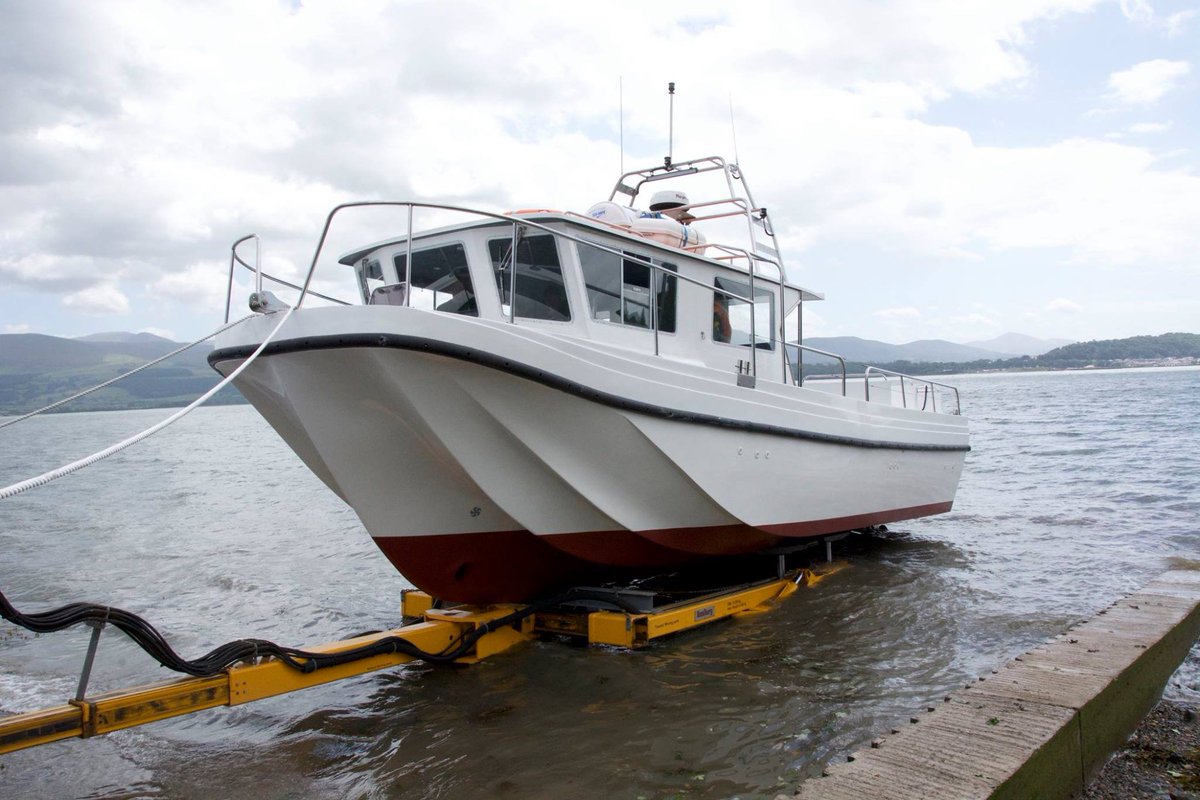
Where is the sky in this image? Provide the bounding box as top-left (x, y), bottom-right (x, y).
top-left (1, 0), bottom-right (1197, 346)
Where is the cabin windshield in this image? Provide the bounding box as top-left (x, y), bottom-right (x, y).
top-left (393, 242), bottom-right (478, 316)
top-left (488, 234), bottom-right (572, 321)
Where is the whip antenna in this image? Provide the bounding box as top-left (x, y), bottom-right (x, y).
top-left (619, 76), bottom-right (624, 175)
top-left (728, 93), bottom-right (740, 165)
top-left (665, 81), bottom-right (675, 170)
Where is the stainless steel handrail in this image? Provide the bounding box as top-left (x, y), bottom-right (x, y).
top-left (224, 234), bottom-right (258, 324)
top-left (225, 234), bottom-right (350, 322)
top-left (606, 156), bottom-right (792, 382)
top-left (864, 366), bottom-right (961, 415)
top-left (294, 201), bottom-right (787, 326)
top-left (274, 200), bottom-right (962, 415)
top-left (786, 344), bottom-right (847, 395)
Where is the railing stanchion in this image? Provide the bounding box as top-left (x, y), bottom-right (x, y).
top-left (652, 262), bottom-right (660, 356)
top-left (253, 235), bottom-right (262, 296)
top-left (797, 298), bottom-right (804, 386)
top-left (404, 205), bottom-right (414, 308)
top-left (509, 223), bottom-right (518, 323)
top-left (277, 199), bottom-right (963, 416)
top-left (794, 344), bottom-right (846, 396)
top-left (227, 234), bottom-right (263, 321)
top-left (748, 261), bottom-right (757, 378)
top-left (861, 366), bottom-right (959, 414)
top-left (224, 250), bottom-right (236, 324)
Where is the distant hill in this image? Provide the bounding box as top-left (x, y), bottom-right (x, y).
top-left (963, 332), bottom-right (1073, 357)
top-left (76, 331), bottom-right (177, 345)
top-left (802, 336), bottom-right (1010, 364)
top-left (794, 332), bottom-right (1200, 378)
top-left (1038, 332), bottom-right (1200, 365)
top-left (3, 329), bottom-right (1193, 416)
top-left (0, 333), bottom-right (244, 415)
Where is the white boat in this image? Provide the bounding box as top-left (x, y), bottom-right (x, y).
top-left (210, 156), bottom-right (969, 603)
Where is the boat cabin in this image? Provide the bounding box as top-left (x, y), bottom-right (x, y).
top-left (337, 156), bottom-right (823, 387)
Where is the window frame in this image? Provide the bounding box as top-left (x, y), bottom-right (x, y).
top-left (576, 239), bottom-right (678, 335)
top-left (391, 240), bottom-right (478, 317)
top-left (487, 233), bottom-right (573, 323)
top-left (713, 275), bottom-right (776, 351)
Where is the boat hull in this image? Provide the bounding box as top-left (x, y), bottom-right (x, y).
top-left (211, 307), bottom-right (969, 602)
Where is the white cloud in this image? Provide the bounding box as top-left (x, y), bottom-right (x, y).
top-left (874, 306), bottom-right (922, 320)
top-left (1120, 0), bottom-right (1198, 36)
top-left (1107, 59), bottom-right (1191, 106)
top-left (151, 260), bottom-right (233, 311)
top-left (62, 284), bottom-right (130, 315)
top-left (948, 312), bottom-right (1001, 330)
top-left (138, 326), bottom-right (176, 340)
top-left (3, 0), bottom-right (1199, 344)
top-left (1129, 121), bottom-right (1171, 134)
top-left (1119, 0), bottom-right (1154, 24)
top-left (1163, 10), bottom-right (1199, 36)
top-left (1045, 298), bottom-right (1082, 313)
top-left (794, 307), bottom-right (830, 337)
top-left (4, 323), bottom-right (32, 334)
top-left (0, 253), bottom-right (115, 292)
top-left (34, 123), bottom-right (102, 151)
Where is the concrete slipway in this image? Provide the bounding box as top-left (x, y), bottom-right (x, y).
top-left (789, 568), bottom-right (1200, 800)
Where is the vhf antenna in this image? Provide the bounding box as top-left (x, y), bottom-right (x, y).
top-left (665, 81), bottom-right (675, 170)
top-left (728, 93), bottom-right (740, 166)
top-left (619, 77), bottom-right (625, 175)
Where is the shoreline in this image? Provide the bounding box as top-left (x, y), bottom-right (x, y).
top-left (789, 570), bottom-right (1200, 799)
top-left (1082, 699), bottom-right (1200, 799)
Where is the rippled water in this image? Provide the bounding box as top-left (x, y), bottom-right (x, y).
top-left (1, 367), bottom-right (1197, 799)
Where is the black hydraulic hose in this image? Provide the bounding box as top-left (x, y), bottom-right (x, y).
top-left (0, 585), bottom-right (646, 678)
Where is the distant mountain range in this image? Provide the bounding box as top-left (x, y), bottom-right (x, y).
top-left (4, 330), bottom-right (1194, 417)
top-left (800, 332), bottom-right (1071, 364)
top-left (963, 332), bottom-right (1075, 357)
top-left (0, 332), bottom-right (243, 415)
top-left (76, 331), bottom-right (180, 345)
top-left (794, 332), bottom-right (1199, 376)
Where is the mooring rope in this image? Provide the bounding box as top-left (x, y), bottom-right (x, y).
top-left (0, 315), bottom-right (255, 431)
top-left (0, 308), bottom-right (293, 502)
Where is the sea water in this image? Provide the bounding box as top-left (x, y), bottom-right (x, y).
top-left (0, 366), bottom-right (1197, 799)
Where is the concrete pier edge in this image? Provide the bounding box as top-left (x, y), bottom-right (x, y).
top-left (787, 568), bottom-right (1200, 800)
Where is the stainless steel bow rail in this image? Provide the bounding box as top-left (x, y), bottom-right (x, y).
top-left (233, 198), bottom-right (959, 411)
top-left (865, 366), bottom-right (962, 415)
top-left (223, 233), bottom-right (350, 324)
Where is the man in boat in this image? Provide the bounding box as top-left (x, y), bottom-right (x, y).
top-left (648, 189), bottom-right (696, 223)
top-left (713, 294), bottom-right (732, 343)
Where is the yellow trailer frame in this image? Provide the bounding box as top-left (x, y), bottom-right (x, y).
top-left (1, 570), bottom-right (811, 755)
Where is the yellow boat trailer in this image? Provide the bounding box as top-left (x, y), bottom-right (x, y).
top-left (1, 568), bottom-right (828, 755)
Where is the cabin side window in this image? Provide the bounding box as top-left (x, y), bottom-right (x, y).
top-left (577, 242), bottom-right (677, 333)
top-left (391, 243), bottom-right (478, 316)
top-left (488, 234), bottom-right (571, 321)
top-left (713, 277), bottom-right (775, 350)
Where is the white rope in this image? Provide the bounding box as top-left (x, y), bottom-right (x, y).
top-left (0, 308), bottom-right (294, 502)
top-left (0, 315), bottom-right (255, 431)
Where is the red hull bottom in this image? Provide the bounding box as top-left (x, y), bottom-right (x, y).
top-left (371, 502), bottom-right (953, 603)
